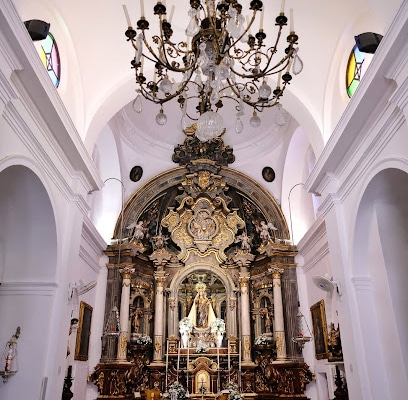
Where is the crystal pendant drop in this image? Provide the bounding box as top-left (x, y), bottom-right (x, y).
top-left (132, 93), bottom-right (142, 113)
top-left (235, 117), bottom-right (243, 134)
top-left (250, 112), bottom-right (261, 127)
top-left (155, 109), bottom-right (167, 126)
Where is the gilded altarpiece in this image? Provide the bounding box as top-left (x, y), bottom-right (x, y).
top-left (91, 141), bottom-right (312, 399)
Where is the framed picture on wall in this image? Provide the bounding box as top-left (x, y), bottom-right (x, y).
top-left (310, 299), bottom-right (329, 360)
top-left (75, 301), bottom-right (93, 361)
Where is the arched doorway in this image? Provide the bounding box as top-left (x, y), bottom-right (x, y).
top-left (0, 165), bottom-right (57, 399)
top-left (353, 168), bottom-right (408, 399)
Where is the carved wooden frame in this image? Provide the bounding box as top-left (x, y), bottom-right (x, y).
top-left (75, 301), bottom-right (93, 361)
top-left (310, 299), bottom-right (328, 360)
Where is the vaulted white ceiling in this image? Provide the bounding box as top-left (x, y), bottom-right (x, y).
top-left (10, 0), bottom-right (404, 242)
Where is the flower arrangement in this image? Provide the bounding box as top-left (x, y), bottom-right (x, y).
top-left (168, 381), bottom-right (188, 400)
top-left (210, 318), bottom-right (226, 334)
top-left (254, 335), bottom-right (268, 345)
top-left (135, 335), bottom-right (152, 345)
top-left (196, 343), bottom-right (208, 353)
top-left (224, 382), bottom-right (242, 400)
top-left (179, 317), bottom-right (193, 334)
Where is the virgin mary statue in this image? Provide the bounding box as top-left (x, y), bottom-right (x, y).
top-left (187, 282), bottom-right (216, 329)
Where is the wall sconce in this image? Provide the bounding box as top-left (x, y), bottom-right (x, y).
top-left (291, 312), bottom-right (312, 350)
top-left (0, 327), bottom-right (21, 383)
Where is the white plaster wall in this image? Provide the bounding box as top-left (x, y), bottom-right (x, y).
top-left (0, 3), bottom-right (102, 399)
top-left (303, 3), bottom-right (408, 399)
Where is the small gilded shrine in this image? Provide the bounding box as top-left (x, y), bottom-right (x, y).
top-left (90, 130), bottom-right (313, 400)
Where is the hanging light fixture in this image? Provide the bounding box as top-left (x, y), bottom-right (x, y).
top-left (0, 327), bottom-right (20, 383)
top-left (123, 0), bottom-right (302, 139)
top-left (291, 311), bottom-right (312, 350)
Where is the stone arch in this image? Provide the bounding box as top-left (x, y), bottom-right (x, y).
top-left (168, 264), bottom-right (238, 338)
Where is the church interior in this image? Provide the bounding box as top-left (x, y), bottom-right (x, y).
top-left (0, 0), bottom-right (408, 399)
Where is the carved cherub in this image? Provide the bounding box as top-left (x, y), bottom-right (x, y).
top-left (256, 221), bottom-right (278, 242)
top-left (126, 220), bottom-right (146, 242)
top-left (235, 231), bottom-right (252, 251)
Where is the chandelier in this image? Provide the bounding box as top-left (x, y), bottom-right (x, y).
top-left (123, 0), bottom-right (302, 141)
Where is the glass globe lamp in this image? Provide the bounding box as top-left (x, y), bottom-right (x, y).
top-left (250, 112), bottom-right (261, 127)
top-left (196, 111), bottom-right (225, 142)
top-left (155, 109), bottom-right (168, 126)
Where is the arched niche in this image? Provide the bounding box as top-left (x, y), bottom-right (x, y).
top-left (352, 167), bottom-right (408, 399)
top-left (0, 164), bottom-right (57, 399)
top-left (0, 165), bottom-right (57, 283)
top-left (168, 264), bottom-right (238, 338)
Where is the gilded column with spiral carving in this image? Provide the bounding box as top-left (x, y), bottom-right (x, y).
top-left (117, 266), bottom-right (134, 361)
top-left (270, 267), bottom-right (286, 360)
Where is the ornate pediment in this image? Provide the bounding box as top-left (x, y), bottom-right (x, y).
top-left (161, 195), bottom-right (244, 264)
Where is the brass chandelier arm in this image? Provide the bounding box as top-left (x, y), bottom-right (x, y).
top-left (123, 0), bottom-right (301, 131)
top-left (135, 63), bottom-right (197, 106)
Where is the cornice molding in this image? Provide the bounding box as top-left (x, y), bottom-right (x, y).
top-left (0, 0), bottom-right (102, 192)
top-left (306, 3), bottom-right (408, 196)
top-left (3, 103), bottom-right (91, 216)
top-left (0, 281), bottom-right (57, 296)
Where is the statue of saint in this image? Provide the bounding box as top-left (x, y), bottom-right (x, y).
top-left (196, 290), bottom-right (210, 327)
top-left (187, 282), bottom-right (216, 329)
top-left (133, 308), bottom-right (144, 333)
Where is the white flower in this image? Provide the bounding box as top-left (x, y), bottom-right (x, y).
top-left (179, 317), bottom-right (193, 334)
top-left (136, 335), bottom-right (152, 345)
top-left (224, 382), bottom-right (242, 400)
top-left (168, 381), bottom-right (187, 399)
top-left (254, 335), bottom-right (268, 345)
top-left (211, 318), bottom-right (226, 334)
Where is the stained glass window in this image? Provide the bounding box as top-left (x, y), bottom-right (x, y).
top-left (38, 33), bottom-right (60, 88)
top-left (346, 44), bottom-right (373, 98)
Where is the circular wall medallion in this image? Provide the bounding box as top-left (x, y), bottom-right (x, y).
top-left (130, 166), bottom-right (143, 182)
top-left (188, 210), bottom-right (217, 240)
top-left (262, 166), bottom-right (275, 182)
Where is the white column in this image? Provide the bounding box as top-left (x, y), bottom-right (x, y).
top-left (239, 271), bottom-right (253, 364)
top-left (152, 271), bottom-right (166, 364)
top-left (117, 266), bottom-right (134, 361)
top-left (270, 267), bottom-right (286, 360)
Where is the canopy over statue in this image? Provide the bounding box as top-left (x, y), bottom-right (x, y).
top-left (187, 282), bottom-right (216, 329)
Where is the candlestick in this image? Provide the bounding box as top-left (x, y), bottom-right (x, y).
top-left (259, 6), bottom-right (264, 31)
top-left (286, 58), bottom-right (293, 74)
top-left (169, 5), bottom-right (175, 24)
top-left (277, 71), bottom-right (282, 87)
top-left (140, 57), bottom-right (145, 75)
top-left (280, 0), bottom-right (286, 14)
top-left (122, 4), bottom-right (132, 27)
top-left (290, 8), bottom-right (294, 32)
top-left (217, 344), bottom-right (220, 392)
top-left (186, 340), bottom-right (190, 392)
top-left (140, 0), bottom-right (145, 18)
top-left (227, 338), bottom-right (231, 380)
top-left (239, 339), bottom-right (242, 389)
top-left (165, 340), bottom-right (169, 389)
top-left (177, 343), bottom-right (180, 380)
